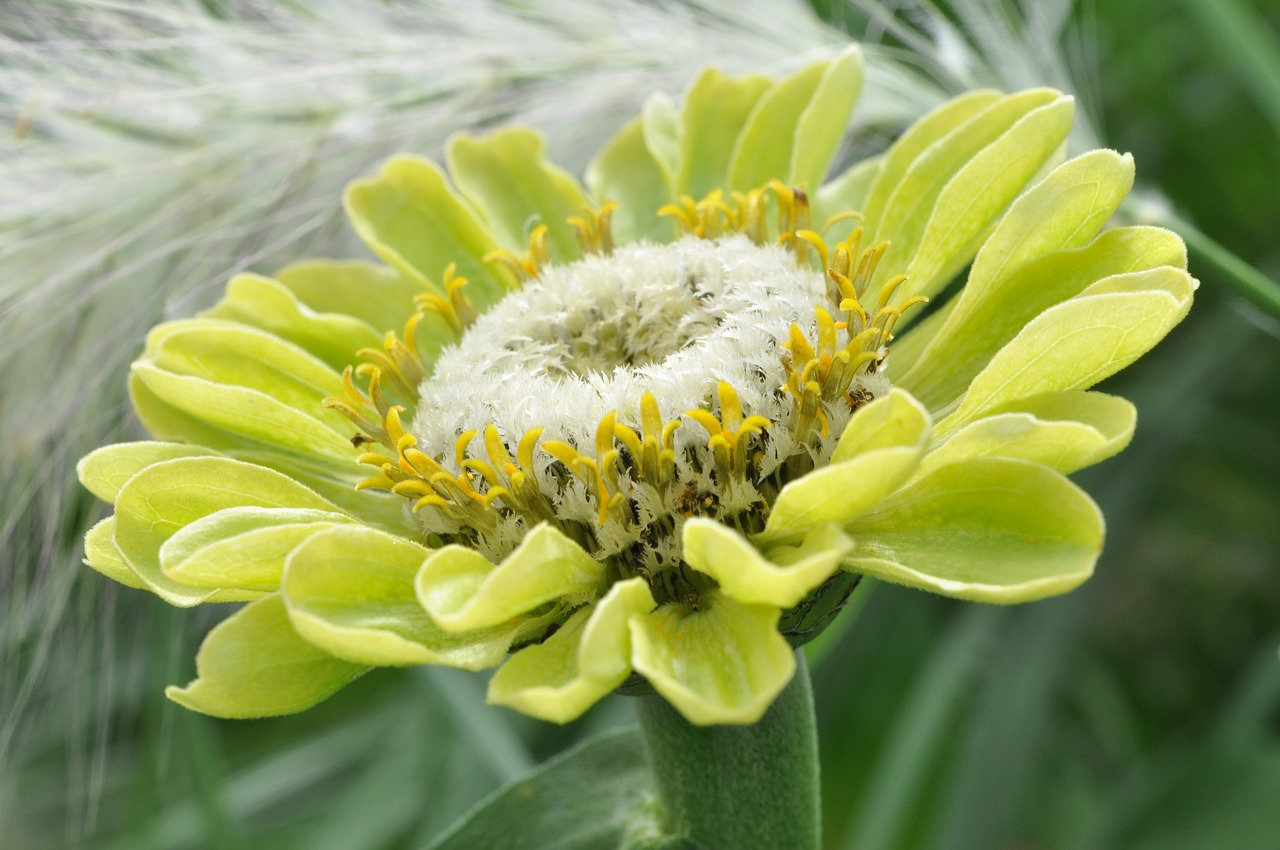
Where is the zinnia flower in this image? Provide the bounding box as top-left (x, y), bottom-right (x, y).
top-left (78, 48), bottom-right (1194, 725)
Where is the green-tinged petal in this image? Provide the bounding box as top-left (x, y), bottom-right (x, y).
top-left (129, 372), bottom-right (261, 454)
top-left (917, 391), bottom-right (1135, 477)
top-left (789, 47), bottom-right (865, 193)
top-left (113, 456), bottom-right (343, 606)
top-left (344, 154), bottom-right (508, 309)
top-left (846, 457), bottom-right (1103, 602)
top-left (728, 49), bottom-right (862, 192)
top-left (274, 260), bottom-right (428, 334)
top-left (629, 591), bottom-right (795, 726)
top-left (967, 150), bottom-right (1135, 297)
top-left (860, 89), bottom-right (1002, 230)
top-left (585, 116), bottom-right (677, 244)
top-left (831, 386), bottom-right (932, 462)
top-left (77, 441), bottom-right (218, 503)
top-left (283, 525), bottom-right (517, 670)
top-left (892, 93), bottom-right (1075, 302)
top-left (132, 365), bottom-right (355, 464)
top-left (683, 520), bottom-right (852, 608)
top-left (166, 594), bottom-right (366, 719)
top-left (201, 274), bottom-right (382, 372)
top-left (812, 154), bottom-right (882, 231)
top-left (677, 68), bottom-right (772, 198)
top-left (84, 518), bottom-right (146, 589)
top-left (642, 91), bottom-right (681, 187)
top-left (938, 266), bottom-right (1196, 434)
top-left (131, 319), bottom-right (358, 463)
top-left (888, 147), bottom-right (1151, 390)
top-left (488, 578), bottom-right (656, 723)
top-left (760, 390), bottom-right (930, 542)
top-left (143, 319), bottom-right (346, 409)
top-left (447, 128), bottom-right (589, 263)
top-left (893, 225), bottom-right (1188, 407)
top-left (416, 523), bottom-right (606, 632)
top-left (160, 507), bottom-right (349, 591)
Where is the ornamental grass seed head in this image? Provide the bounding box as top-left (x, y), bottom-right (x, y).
top-left (78, 48), bottom-right (1195, 727)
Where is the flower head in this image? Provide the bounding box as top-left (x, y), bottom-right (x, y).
top-left (78, 48), bottom-right (1194, 725)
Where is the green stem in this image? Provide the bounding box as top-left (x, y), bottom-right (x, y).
top-left (634, 652), bottom-right (820, 850)
top-left (1174, 213), bottom-right (1280, 323)
top-left (1125, 196), bottom-right (1280, 323)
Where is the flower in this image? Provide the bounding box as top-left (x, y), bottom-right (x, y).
top-left (78, 48), bottom-right (1194, 726)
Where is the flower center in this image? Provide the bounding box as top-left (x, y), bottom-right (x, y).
top-left (327, 186), bottom-right (926, 601)
top-left (416, 235), bottom-right (827, 467)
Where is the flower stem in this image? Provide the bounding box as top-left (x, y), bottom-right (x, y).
top-left (634, 652), bottom-right (820, 850)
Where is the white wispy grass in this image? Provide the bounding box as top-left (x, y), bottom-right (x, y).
top-left (0, 0), bottom-right (1098, 841)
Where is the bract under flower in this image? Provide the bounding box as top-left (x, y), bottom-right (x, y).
top-left (79, 47), bottom-right (1194, 726)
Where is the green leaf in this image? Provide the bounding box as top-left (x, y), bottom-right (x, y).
top-left (917, 390), bottom-right (1136, 477)
top-left (77, 441), bottom-right (218, 503)
top-left (166, 594), bottom-right (366, 718)
top-left (424, 728), bottom-right (659, 850)
top-left (683, 520), bottom-right (851, 609)
top-left (160, 506), bottom-right (349, 591)
top-left (629, 591), bottom-right (796, 726)
top-left (447, 128), bottom-right (589, 263)
top-left (893, 225), bottom-right (1187, 409)
top-left (728, 49), bottom-right (863, 192)
top-left (487, 578), bottom-right (656, 723)
top-left (283, 525), bottom-right (517, 669)
top-left (344, 154), bottom-right (508, 310)
top-left (112, 456), bottom-right (342, 606)
top-left (938, 265), bottom-right (1196, 434)
top-left (585, 116), bottom-right (677, 244)
top-left (759, 389), bottom-right (930, 542)
top-left (83, 517), bottom-right (146, 589)
top-left (200, 274), bottom-right (383, 372)
top-left (677, 68), bottom-right (772, 198)
top-left (846, 457), bottom-right (1103, 602)
top-left (274, 259), bottom-right (429, 334)
top-left (416, 523), bottom-right (606, 631)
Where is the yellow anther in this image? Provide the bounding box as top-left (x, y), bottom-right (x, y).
top-left (821, 210), bottom-right (863, 237)
top-left (517, 427), bottom-right (544, 473)
top-left (785, 324), bottom-right (816, 363)
top-left (455, 430), bottom-right (478, 470)
top-left (875, 274), bottom-right (909, 314)
top-left (717, 382), bottom-right (744, 433)
top-left (483, 424), bottom-right (512, 469)
top-left (484, 225), bottom-right (551, 283)
top-left (684, 408), bottom-right (723, 436)
top-left (794, 229), bottom-right (829, 269)
top-left (568, 202), bottom-right (618, 255)
top-left (461, 457), bottom-right (501, 487)
top-left (595, 410), bottom-right (618, 461)
top-left (815, 308), bottom-right (838, 354)
top-left (414, 263), bottom-right (477, 336)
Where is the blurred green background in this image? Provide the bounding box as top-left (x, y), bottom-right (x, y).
top-left (3, 1), bottom-right (1278, 848)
